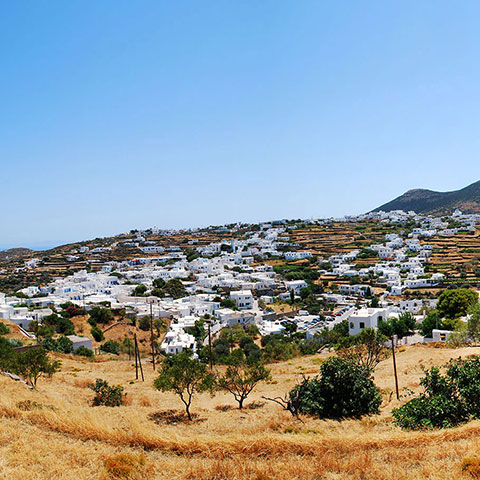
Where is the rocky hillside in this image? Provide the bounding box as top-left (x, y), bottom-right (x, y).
top-left (372, 180), bottom-right (480, 215)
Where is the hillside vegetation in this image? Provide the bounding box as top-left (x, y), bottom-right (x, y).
top-left (3, 346), bottom-right (480, 479)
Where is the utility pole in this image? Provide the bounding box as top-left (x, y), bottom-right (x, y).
top-left (134, 333), bottom-right (144, 381)
top-left (150, 301), bottom-right (156, 371)
top-left (391, 335), bottom-right (399, 400)
top-left (208, 323), bottom-right (213, 369)
top-left (134, 333), bottom-right (138, 380)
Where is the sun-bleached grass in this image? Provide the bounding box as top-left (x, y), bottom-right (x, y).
top-left (2, 344), bottom-right (480, 479)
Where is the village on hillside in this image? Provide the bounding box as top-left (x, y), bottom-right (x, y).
top-left (1, 207), bottom-right (479, 358)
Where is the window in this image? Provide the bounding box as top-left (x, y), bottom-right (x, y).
top-left (359, 322), bottom-right (365, 329)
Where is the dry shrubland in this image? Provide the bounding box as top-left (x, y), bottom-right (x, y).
top-left (2, 345), bottom-right (480, 479)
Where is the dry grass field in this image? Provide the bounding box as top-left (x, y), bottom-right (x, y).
top-left (3, 346), bottom-right (480, 479)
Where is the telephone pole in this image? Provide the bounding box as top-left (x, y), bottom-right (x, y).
top-left (150, 301), bottom-right (156, 370)
top-left (134, 333), bottom-right (144, 381)
top-left (208, 323), bottom-right (213, 369)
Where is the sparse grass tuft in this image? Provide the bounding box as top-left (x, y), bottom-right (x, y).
top-left (101, 453), bottom-right (154, 480)
top-left (461, 458), bottom-right (480, 478)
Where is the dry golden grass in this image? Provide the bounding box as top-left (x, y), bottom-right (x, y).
top-left (2, 345), bottom-right (480, 479)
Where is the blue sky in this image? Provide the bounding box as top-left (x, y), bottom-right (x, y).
top-left (1, 1), bottom-right (479, 249)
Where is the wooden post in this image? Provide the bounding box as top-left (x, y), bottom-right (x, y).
top-left (208, 323), bottom-right (213, 369)
top-left (134, 333), bottom-right (139, 380)
top-left (150, 302), bottom-right (156, 371)
top-left (391, 336), bottom-right (399, 400)
top-left (134, 333), bottom-right (144, 382)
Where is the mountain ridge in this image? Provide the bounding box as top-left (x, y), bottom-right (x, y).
top-left (372, 180), bottom-right (480, 215)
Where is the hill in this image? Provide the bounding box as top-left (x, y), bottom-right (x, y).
top-left (372, 180), bottom-right (480, 215)
top-left (0, 248), bottom-right (33, 262)
top-left (2, 345), bottom-right (480, 479)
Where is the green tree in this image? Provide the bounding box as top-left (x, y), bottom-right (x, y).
top-left (138, 316), bottom-right (151, 332)
top-left (213, 338), bottom-right (230, 358)
top-left (0, 323), bottom-right (10, 335)
top-left (91, 325), bottom-right (104, 342)
top-left (437, 288), bottom-right (479, 319)
top-left (300, 287), bottom-right (312, 300)
top-left (153, 350), bottom-right (214, 420)
top-left (57, 336), bottom-right (73, 354)
top-left (133, 284), bottom-right (147, 296)
top-left (153, 319), bottom-right (167, 336)
top-left (89, 307), bottom-right (114, 325)
top-left (163, 279), bottom-right (187, 299)
top-left (15, 347), bottom-right (60, 387)
top-left (220, 298), bottom-right (236, 309)
top-left (337, 328), bottom-right (388, 371)
top-left (217, 363), bottom-right (271, 409)
top-left (100, 340), bottom-right (120, 355)
top-left (56, 316), bottom-right (75, 335)
top-left (120, 337), bottom-right (134, 357)
top-left (288, 357), bottom-right (381, 419)
top-left (0, 337), bottom-right (16, 371)
top-left (419, 310), bottom-right (442, 338)
top-left (153, 278), bottom-right (166, 289)
top-left (467, 303), bottom-right (480, 342)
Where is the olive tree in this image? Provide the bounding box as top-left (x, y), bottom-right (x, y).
top-left (217, 362), bottom-right (271, 409)
top-left (153, 350), bottom-right (214, 420)
top-left (15, 347), bottom-right (60, 387)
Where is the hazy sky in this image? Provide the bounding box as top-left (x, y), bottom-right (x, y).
top-left (1, 1), bottom-right (480, 249)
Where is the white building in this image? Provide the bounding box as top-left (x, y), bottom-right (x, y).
top-left (348, 307), bottom-right (394, 335)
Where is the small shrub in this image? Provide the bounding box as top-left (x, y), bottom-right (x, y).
top-left (57, 336), bottom-right (73, 354)
top-left (91, 326), bottom-right (104, 342)
top-left (16, 400), bottom-right (43, 411)
top-left (100, 340), bottom-right (120, 355)
top-left (0, 323), bottom-right (10, 335)
top-left (75, 346), bottom-right (94, 358)
top-left (89, 378), bottom-right (125, 407)
top-left (138, 316), bottom-right (151, 332)
top-left (102, 453), bottom-right (154, 480)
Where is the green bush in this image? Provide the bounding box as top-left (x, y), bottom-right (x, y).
top-left (393, 357), bottom-right (480, 430)
top-left (91, 326), bottom-right (104, 342)
top-left (89, 378), bottom-right (125, 407)
top-left (289, 357), bottom-right (381, 419)
top-left (0, 337), bottom-right (16, 371)
top-left (14, 347), bottom-right (60, 387)
top-left (0, 323), bottom-right (10, 335)
top-left (446, 356), bottom-right (480, 418)
top-left (89, 307), bottom-right (114, 325)
top-left (393, 366), bottom-right (469, 429)
top-left (100, 340), bottom-right (119, 355)
top-left (74, 346), bottom-right (94, 358)
top-left (138, 316), bottom-right (151, 332)
top-left (41, 336), bottom-right (73, 354)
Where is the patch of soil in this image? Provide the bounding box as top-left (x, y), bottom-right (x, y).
top-left (148, 409), bottom-right (205, 425)
top-left (215, 404), bottom-right (233, 412)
